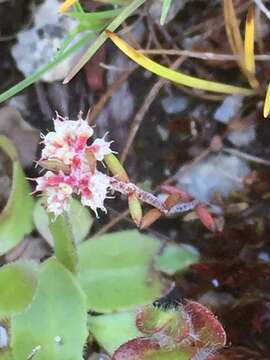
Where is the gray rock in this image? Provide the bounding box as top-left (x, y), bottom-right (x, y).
top-left (227, 125), bottom-right (256, 147)
top-left (214, 95), bottom-right (243, 124)
top-left (161, 96), bottom-right (188, 114)
top-left (11, 0), bottom-right (80, 82)
top-left (176, 154), bottom-right (251, 202)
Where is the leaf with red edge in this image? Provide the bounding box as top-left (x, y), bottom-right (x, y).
top-left (112, 337), bottom-right (192, 360)
top-left (136, 305), bottom-right (189, 343)
top-left (184, 300), bottom-right (226, 348)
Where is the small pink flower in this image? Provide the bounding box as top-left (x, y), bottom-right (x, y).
top-left (35, 171), bottom-right (74, 217)
top-left (45, 183), bottom-right (73, 217)
top-left (35, 171), bottom-right (65, 191)
top-left (80, 171), bottom-right (110, 217)
top-left (35, 114), bottom-right (113, 218)
top-left (54, 117), bottom-right (93, 140)
top-left (41, 114), bottom-right (94, 165)
top-left (89, 134), bottom-right (114, 161)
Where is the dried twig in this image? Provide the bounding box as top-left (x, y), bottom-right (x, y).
top-left (253, 0), bottom-right (270, 20)
top-left (223, 147), bottom-right (270, 166)
top-left (139, 49), bottom-right (270, 62)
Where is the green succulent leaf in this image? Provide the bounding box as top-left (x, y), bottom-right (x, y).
top-left (49, 212), bottom-right (78, 273)
top-left (89, 312), bottom-right (142, 355)
top-left (78, 230), bottom-right (170, 312)
top-left (0, 136), bottom-right (34, 255)
top-left (154, 243), bottom-right (199, 275)
top-left (11, 258), bottom-right (88, 360)
top-left (33, 198), bottom-right (92, 247)
top-left (0, 261), bottom-right (39, 319)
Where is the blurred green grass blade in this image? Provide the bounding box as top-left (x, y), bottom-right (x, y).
top-left (96, 0), bottom-right (132, 4)
top-left (74, 0), bottom-right (84, 12)
top-left (63, 0), bottom-right (146, 84)
top-left (160, 0), bottom-right (172, 25)
top-left (68, 8), bottom-right (123, 21)
top-left (56, 26), bottom-right (81, 57)
top-left (0, 32), bottom-right (92, 103)
top-left (67, 9), bottom-right (123, 31)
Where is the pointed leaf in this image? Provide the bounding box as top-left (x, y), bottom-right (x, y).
top-left (0, 136), bottom-right (34, 255)
top-left (160, 0), bottom-right (172, 25)
top-left (106, 31), bottom-right (254, 96)
top-left (67, 9), bottom-right (122, 21)
top-left (263, 82), bottom-right (270, 118)
top-left (11, 259), bottom-right (88, 360)
top-left (223, 0), bottom-right (244, 61)
top-left (0, 32), bottom-right (92, 103)
top-left (223, 0), bottom-right (259, 89)
top-left (63, 0), bottom-right (146, 83)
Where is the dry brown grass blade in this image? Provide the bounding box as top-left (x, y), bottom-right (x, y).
top-left (223, 0), bottom-right (260, 90)
top-left (224, 0), bottom-right (244, 61)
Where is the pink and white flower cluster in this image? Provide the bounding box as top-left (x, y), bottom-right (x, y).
top-left (35, 114), bottom-right (113, 217)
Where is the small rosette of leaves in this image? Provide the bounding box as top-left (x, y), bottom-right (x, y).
top-left (112, 299), bottom-right (226, 360)
top-left (136, 305), bottom-right (189, 344)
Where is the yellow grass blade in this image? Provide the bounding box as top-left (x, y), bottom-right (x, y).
top-left (245, 5), bottom-right (256, 75)
top-left (59, 0), bottom-right (77, 13)
top-left (263, 82), bottom-right (270, 118)
top-left (224, 0), bottom-right (259, 90)
top-left (106, 31), bottom-right (254, 96)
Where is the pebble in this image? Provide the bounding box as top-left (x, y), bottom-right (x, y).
top-left (176, 154), bottom-right (251, 203)
top-left (161, 96), bottom-right (188, 114)
top-left (227, 125), bottom-right (256, 147)
top-left (11, 0), bottom-right (79, 82)
top-left (214, 95), bottom-right (243, 124)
